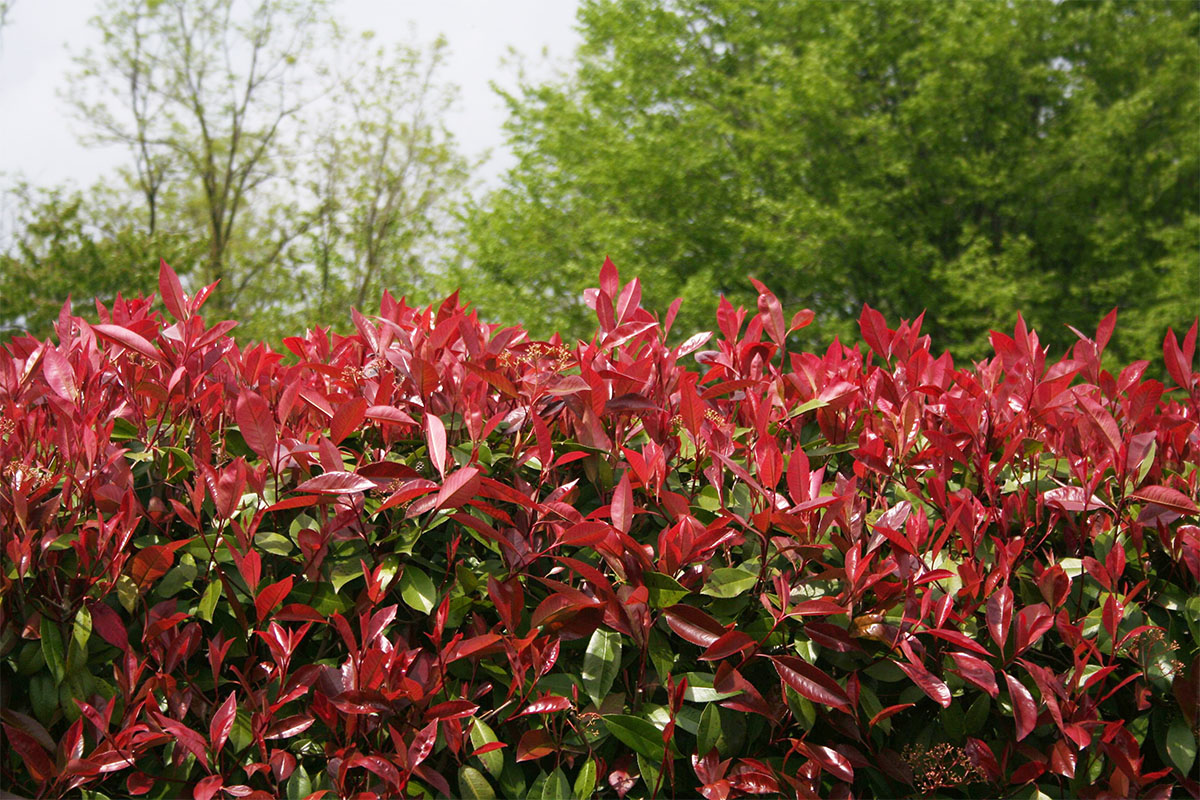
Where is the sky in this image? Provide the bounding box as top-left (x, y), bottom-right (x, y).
top-left (0, 0), bottom-right (582, 191)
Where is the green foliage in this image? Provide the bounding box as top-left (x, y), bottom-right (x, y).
top-left (1, 1), bottom-right (468, 344)
top-left (0, 183), bottom-right (201, 339)
top-left (465, 0), bottom-right (1199, 361)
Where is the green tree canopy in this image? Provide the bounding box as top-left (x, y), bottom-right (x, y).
top-left (465, 0), bottom-right (1199, 361)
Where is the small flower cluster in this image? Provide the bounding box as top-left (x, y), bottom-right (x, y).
top-left (902, 743), bottom-right (986, 795)
top-left (1128, 627), bottom-right (1184, 678)
top-left (2, 460), bottom-right (53, 491)
top-left (498, 343), bottom-right (573, 372)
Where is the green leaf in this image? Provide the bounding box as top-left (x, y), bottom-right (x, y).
top-left (698, 703), bottom-right (746, 756)
top-left (573, 759), bottom-right (597, 800)
top-left (582, 627), bottom-right (622, 707)
top-left (72, 605), bottom-right (92, 653)
top-left (1166, 717), bottom-right (1197, 775)
top-left (156, 564), bottom-right (195, 597)
top-left (286, 764), bottom-right (312, 800)
top-left (116, 574), bottom-right (138, 613)
top-left (700, 567), bottom-right (758, 598)
top-left (541, 767), bottom-right (571, 800)
top-left (644, 570), bottom-right (689, 607)
top-left (468, 717), bottom-right (504, 779)
top-left (603, 714), bottom-right (675, 762)
top-left (681, 671), bottom-right (741, 703)
top-left (648, 627), bottom-right (676, 685)
top-left (40, 617), bottom-right (65, 685)
top-left (229, 709), bottom-right (253, 753)
top-left (637, 753), bottom-right (662, 796)
top-left (198, 579), bottom-right (222, 622)
top-left (458, 766), bottom-right (497, 800)
top-left (255, 530), bottom-right (294, 556)
top-left (30, 673), bottom-right (57, 725)
top-left (399, 565), bottom-right (437, 614)
top-left (329, 558), bottom-right (364, 594)
top-left (306, 583), bottom-right (352, 616)
top-left (109, 417), bottom-right (140, 441)
top-left (697, 703), bottom-right (720, 756)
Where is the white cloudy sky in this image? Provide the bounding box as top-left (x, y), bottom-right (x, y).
top-left (0, 0), bottom-right (582, 190)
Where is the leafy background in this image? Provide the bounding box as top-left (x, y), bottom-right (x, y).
top-left (2, 0), bottom-right (1197, 364)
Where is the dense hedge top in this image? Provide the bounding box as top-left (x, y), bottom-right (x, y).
top-left (1, 260), bottom-right (1198, 800)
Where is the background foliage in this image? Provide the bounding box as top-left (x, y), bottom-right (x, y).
top-left (462, 0), bottom-right (1199, 363)
top-left (0, 260), bottom-right (1197, 799)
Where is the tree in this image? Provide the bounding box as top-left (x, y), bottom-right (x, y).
top-left (43, 0), bottom-right (471, 343)
top-left (465, 0), bottom-right (1199, 362)
top-left (295, 33), bottom-right (470, 326)
top-left (67, 0), bottom-right (332, 317)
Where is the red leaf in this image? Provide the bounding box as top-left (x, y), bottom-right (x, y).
top-left (407, 721), bottom-right (438, 768)
top-left (294, 471), bottom-right (375, 495)
top-left (1, 723), bottom-right (54, 782)
top-left (663, 604), bottom-right (727, 647)
top-left (516, 694), bottom-right (572, 716)
top-left (1164, 325), bottom-right (1195, 391)
top-left (858, 305), bottom-right (892, 360)
top-left (347, 754), bottom-right (399, 789)
top-left (193, 774), bottom-right (223, 800)
top-left (950, 652), bottom-right (998, 698)
top-left (42, 346), bottom-right (78, 402)
top-left (868, 703), bottom-right (914, 728)
top-left (769, 655), bottom-right (853, 714)
top-left (558, 521), bottom-right (610, 547)
top-left (365, 405), bottom-right (418, 426)
top-left (751, 278), bottom-right (786, 348)
top-left (129, 541), bottom-right (188, 590)
top-left (1131, 484), bottom-right (1199, 515)
top-left (790, 599), bottom-right (847, 617)
top-left (986, 585), bottom-right (1013, 650)
top-left (153, 714), bottom-right (208, 769)
top-left (516, 729), bottom-right (556, 762)
top-left (236, 390), bottom-right (276, 463)
top-left (364, 604), bottom-right (398, 644)
top-left (209, 693), bottom-right (237, 754)
top-left (93, 323), bottom-right (160, 362)
top-left (425, 411), bottom-right (447, 478)
top-left (234, 549), bottom-right (261, 595)
top-left (701, 630), bottom-right (757, 661)
top-left (1004, 673), bottom-right (1038, 741)
top-left (893, 658), bottom-right (951, 708)
top-left (264, 715), bottom-right (314, 740)
top-left (435, 466), bottom-right (481, 511)
top-left (255, 576), bottom-right (293, 621)
top-left (789, 309), bottom-right (814, 332)
top-left (921, 627), bottom-right (993, 658)
top-left (127, 772), bottom-right (155, 795)
top-left (159, 259), bottom-right (189, 321)
top-left (795, 742), bottom-right (854, 783)
top-left (611, 472), bottom-right (633, 534)
top-left (424, 700), bottom-right (479, 722)
top-left (1042, 486), bottom-right (1109, 513)
top-left (87, 600), bottom-right (129, 651)
top-left (599, 255), bottom-right (619, 298)
top-left (375, 478), bottom-right (438, 513)
top-left (1015, 604), bottom-right (1054, 655)
top-left (330, 397), bottom-right (367, 445)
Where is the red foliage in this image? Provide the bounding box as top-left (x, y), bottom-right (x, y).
top-left (0, 260), bottom-right (1197, 798)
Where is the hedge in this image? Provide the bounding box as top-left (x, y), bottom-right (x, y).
top-left (1, 259), bottom-right (1197, 799)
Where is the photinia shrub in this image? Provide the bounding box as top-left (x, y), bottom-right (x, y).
top-left (1, 259), bottom-right (1197, 799)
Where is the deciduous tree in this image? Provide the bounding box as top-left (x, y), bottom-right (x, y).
top-left (465, 0), bottom-right (1198, 362)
